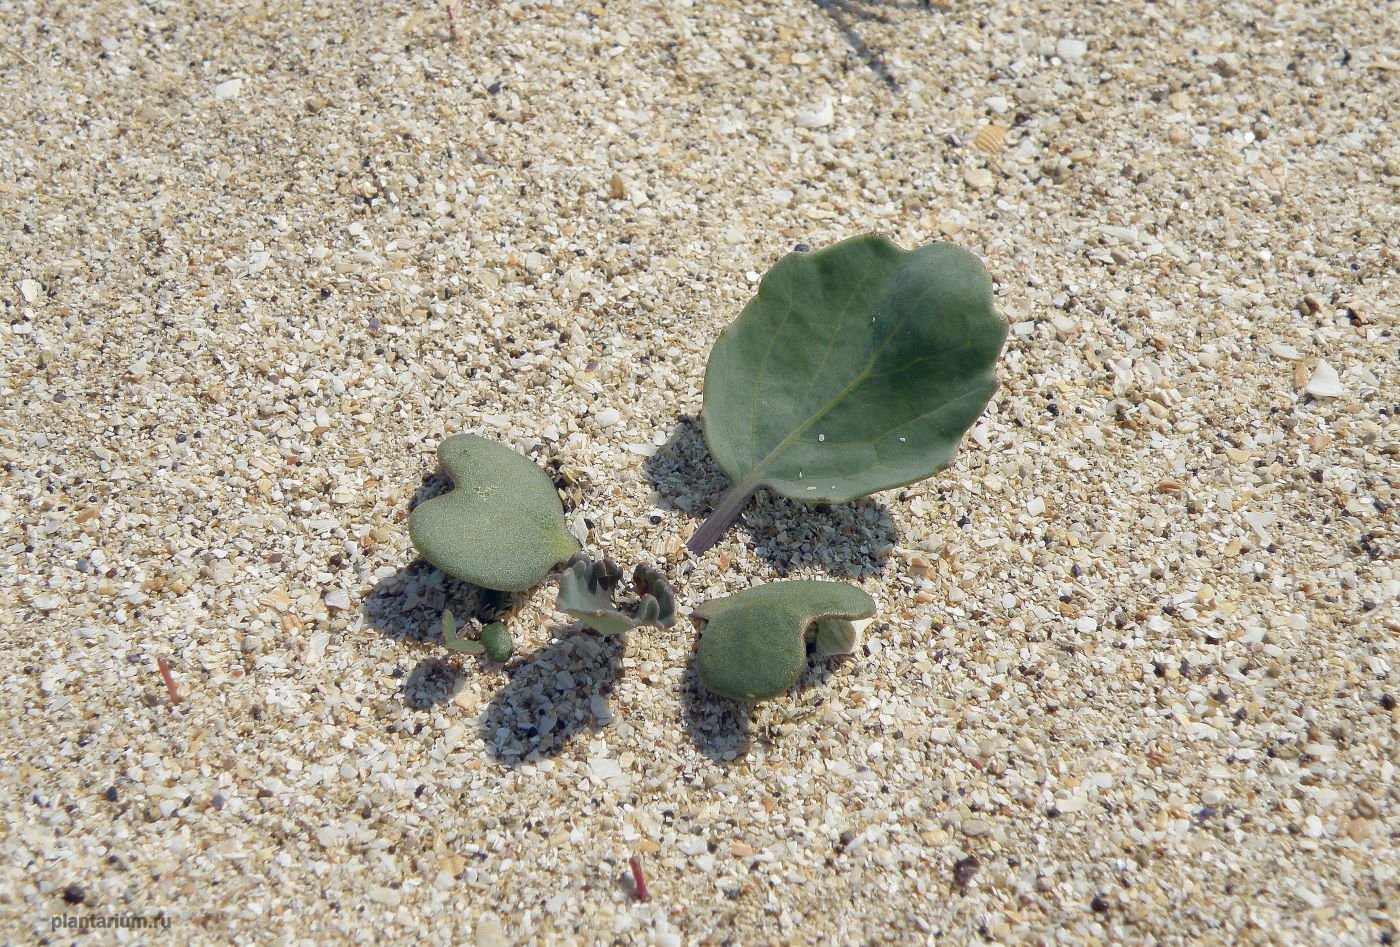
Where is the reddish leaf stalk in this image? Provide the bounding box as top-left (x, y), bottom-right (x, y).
top-left (685, 483), bottom-right (757, 555)
top-left (156, 658), bottom-right (184, 704)
top-left (628, 856), bottom-right (649, 902)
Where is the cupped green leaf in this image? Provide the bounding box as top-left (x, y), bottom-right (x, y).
top-left (557, 553), bottom-right (677, 635)
top-left (693, 581), bottom-right (876, 701)
top-left (688, 234), bottom-right (1006, 553)
top-left (409, 433), bottom-right (580, 591)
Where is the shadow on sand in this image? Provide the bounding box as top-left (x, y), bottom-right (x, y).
top-left (807, 0), bottom-right (946, 91)
top-left (642, 416), bottom-right (895, 581)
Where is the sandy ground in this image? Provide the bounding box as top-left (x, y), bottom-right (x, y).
top-left (2, 0), bottom-right (1398, 943)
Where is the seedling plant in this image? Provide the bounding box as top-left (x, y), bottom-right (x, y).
top-left (407, 233), bottom-right (1005, 706)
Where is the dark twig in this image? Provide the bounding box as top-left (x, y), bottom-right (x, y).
top-left (810, 0), bottom-right (901, 90)
top-left (808, 0), bottom-right (944, 91)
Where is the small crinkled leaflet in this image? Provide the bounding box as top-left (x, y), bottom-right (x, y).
top-left (556, 553), bottom-right (676, 635)
top-left (440, 608), bottom-right (484, 654)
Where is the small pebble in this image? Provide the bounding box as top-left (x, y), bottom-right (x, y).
top-left (795, 99), bottom-right (834, 129)
top-left (475, 914), bottom-right (509, 947)
top-left (366, 886), bottom-right (400, 906)
top-left (1346, 817), bottom-right (1373, 842)
top-left (965, 168), bottom-right (995, 190)
top-left (961, 817), bottom-right (990, 837)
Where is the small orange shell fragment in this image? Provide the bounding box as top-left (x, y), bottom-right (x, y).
top-left (972, 125), bottom-right (1008, 154)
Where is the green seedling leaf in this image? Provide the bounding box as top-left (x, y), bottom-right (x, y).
top-left (556, 553), bottom-right (677, 635)
top-left (409, 433), bottom-right (580, 591)
top-left (688, 234), bottom-right (1006, 553)
top-left (692, 581), bottom-right (876, 701)
top-left (441, 608), bottom-right (485, 654)
top-left (481, 621), bottom-right (513, 662)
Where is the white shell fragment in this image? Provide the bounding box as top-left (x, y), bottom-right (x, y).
top-left (795, 98), bottom-right (834, 129)
top-left (214, 77), bottom-right (243, 99)
top-left (1057, 38), bottom-right (1087, 60)
top-left (19, 278), bottom-right (41, 302)
top-left (965, 168), bottom-right (995, 190)
top-left (1243, 511), bottom-right (1278, 542)
top-left (1303, 360), bottom-right (1346, 398)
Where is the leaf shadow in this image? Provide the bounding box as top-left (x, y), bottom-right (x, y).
top-left (404, 657), bottom-right (467, 709)
top-left (479, 627), bottom-right (624, 766)
top-left (642, 416), bottom-right (895, 580)
top-left (681, 617), bottom-right (847, 762)
top-left (680, 645), bottom-right (752, 763)
top-left (363, 559), bottom-right (508, 645)
top-left (807, 0), bottom-right (945, 91)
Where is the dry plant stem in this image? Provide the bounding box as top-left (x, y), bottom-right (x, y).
top-left (156, 658), bottom-right (183, 704)
top-left (686, 483), bottom-right (757, 555)
top-left (629, 856), bottom-right (649, 902)
top-left (2, 42), bottom-right (37, 66)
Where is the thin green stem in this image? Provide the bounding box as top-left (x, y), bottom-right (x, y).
top-left (686, 482), bottom-right (758, 555)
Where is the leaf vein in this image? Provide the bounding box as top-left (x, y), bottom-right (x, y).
top-left (746, 265), bottom-right (947, 481)
top-left (795, 378), bottom-right (991, 449)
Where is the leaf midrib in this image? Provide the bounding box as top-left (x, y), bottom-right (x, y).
top-left (737, 261), bottom-right (951, 489)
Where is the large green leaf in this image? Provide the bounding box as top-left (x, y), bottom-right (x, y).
top-left (409, 433), bottom-right (579, 591)
top-left (693, 581), bottom-right (876, 701)
top-left (689, 234), bottom-right (1005, 553)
